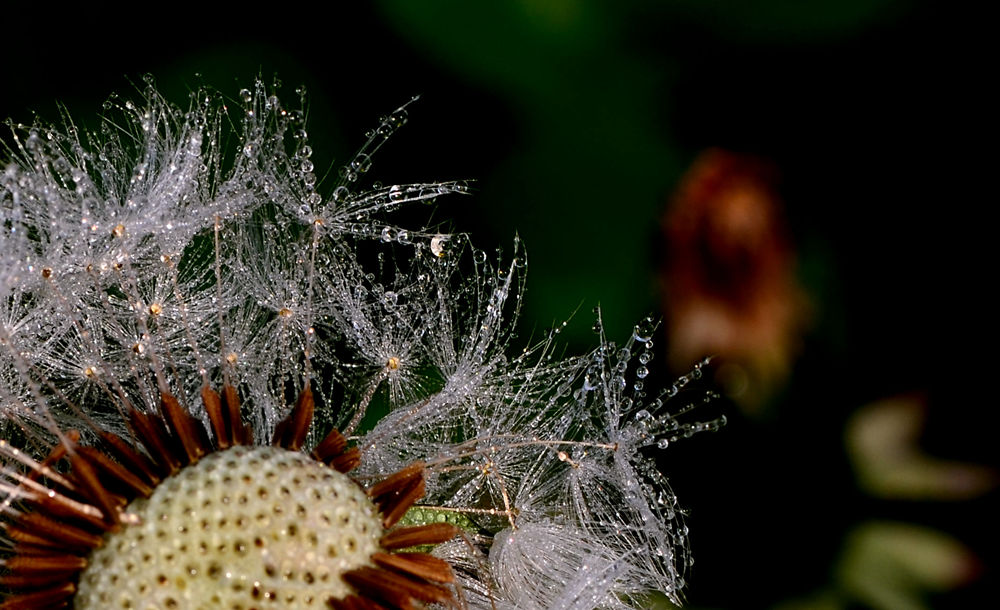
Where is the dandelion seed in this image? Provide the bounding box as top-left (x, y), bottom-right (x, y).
top-left (0, 78), bottom-right (721, 609)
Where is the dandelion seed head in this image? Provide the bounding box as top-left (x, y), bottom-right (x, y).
top-left (0, 77), bottom-right (722, 609)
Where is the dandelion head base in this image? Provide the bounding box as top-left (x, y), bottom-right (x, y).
top-left (76, 446), bottom-right (382, 608)
top-left (0, 384), bottom-right (456, 609)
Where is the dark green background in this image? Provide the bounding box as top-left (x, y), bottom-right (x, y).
top-left (3, 2), bottom-right (992, 607)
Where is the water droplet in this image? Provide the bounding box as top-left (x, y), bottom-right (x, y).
top-left (633, 316), bottom-right (655, 342)
top-left (388, 109), bottom-right (408, 128)
top-left (382, 291), bottom-right (398, 308)
top-left (380, 226), bottom-right (395, 243)
top-left (636, 366), bottom-right (649, 379)
top-left (430, 235), bottom-right (448, 258)
top-left (322, 187), bottom-right (346, 208)
top-left (351, 153), bottom-right (372, 173)
top-left (339, 167), bottom-right (358, 182)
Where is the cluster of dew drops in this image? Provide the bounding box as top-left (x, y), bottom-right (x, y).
top-left (140, 76), bottom-right (724, 458)
top-left (576, 311), bottom-right (726, 452)
top-left (236, 80), bottom-right (469, 237)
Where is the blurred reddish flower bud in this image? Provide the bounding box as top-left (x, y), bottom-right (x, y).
top-left (661, 148), bottom-right (810, 413)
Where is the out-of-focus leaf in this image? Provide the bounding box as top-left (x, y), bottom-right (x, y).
top-left (837, 521), bottom-right (980, 610)
top-left (846, 395), bottom-right (998, 500)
